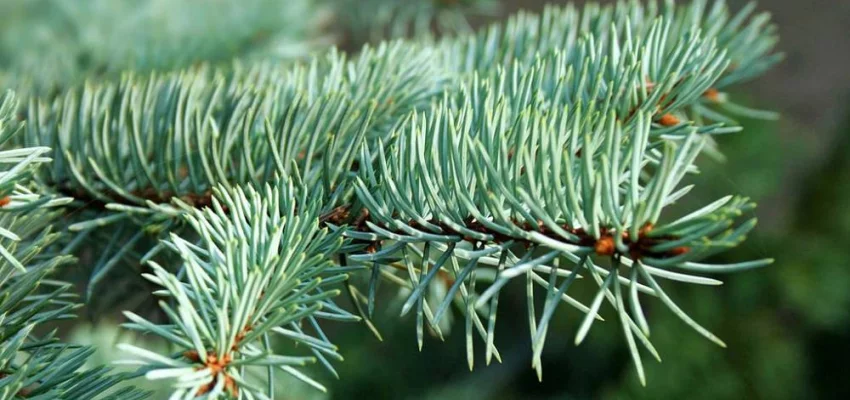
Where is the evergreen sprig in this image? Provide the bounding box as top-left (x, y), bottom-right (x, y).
top-left (0, 92), bottom-right (147, 399)
top-left (23, 42), bottom-right (447, 304)
top-left (349, 84), bottom-right (771, 383)
top-left (118, 177), bottom-right (354, 398)
top-left (338, 0), bottom-right (780, 384)
top-left (439, 0), bottom-right (781, 129)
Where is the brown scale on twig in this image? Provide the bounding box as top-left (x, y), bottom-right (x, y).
top-left (594, 234), bottom-right (616, 256)
top-left (353, 208), bottom-right (370, 228)
top-left (232, 322), bottom-right (254, 352)
top-left (593, 223), bottom-right (689, 259)
top-left (703, 88), bottom-right (721, 102)
top-left (184, 351), bottom-right (238, 397)
top-left (320, 205), bottom-right (351, 224)
top-left (656, 113), bottom-right (681, 127)
top-left (182, 321), bottom-right (253, 398)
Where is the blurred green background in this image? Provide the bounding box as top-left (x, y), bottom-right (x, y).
top-left (66, 0), bottom-right (850, 398)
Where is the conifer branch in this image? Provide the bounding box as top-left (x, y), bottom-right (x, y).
top-left (118, 177), bottom-right (355, 398)
top-left (0, 91), bottom-right (148, 399)
top-left (24, 42), bottom-right (448, 302)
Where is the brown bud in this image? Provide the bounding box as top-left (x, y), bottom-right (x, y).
top-left (657, 113), bottom-right (680, 127)
top-left (225, 374), bottom-right (239, 397)
top-left (703, 88), bottom-right (720, 102)
top-left (669, 246), bottom-right (690, 256)
top-left (183, 350), bottom-right (200, 362)
top-left (638, 223), bottom-right (654, 237)
top-left (594, 235), bottom-right (616, 256)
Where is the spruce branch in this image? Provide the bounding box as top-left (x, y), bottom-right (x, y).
top-left (438, 0), bottom-right (782, 123)
top-left (118, 177), bottom-right (355, 398)
top-left (334, 0), bottom-right (781, 382)
top-left (24, 42), bottom-right (448, 304)
top-left (0, 91), bottom-right (148, 399)
top-left (345, 81), bottom-right (773, 381)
